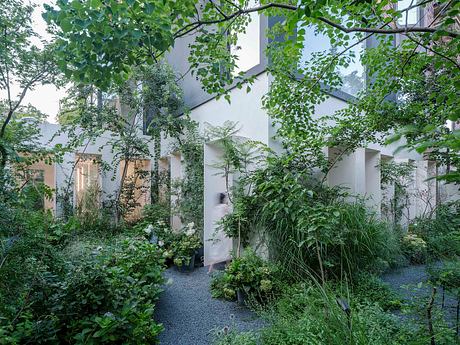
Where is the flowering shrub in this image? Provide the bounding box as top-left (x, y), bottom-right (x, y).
top-left (145, 221), bottom-right (202, 267)
top-left (210, 248), bottom-right (281, 303)
top-left (401, 233), bottom-right (427, 264)
top-left (171, 223), bottom-right (202, 266)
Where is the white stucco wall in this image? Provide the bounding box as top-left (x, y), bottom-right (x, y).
top-left (36, 120), bottom-right (155, 216)
top-left (189, 72), bottom-right (271, 145)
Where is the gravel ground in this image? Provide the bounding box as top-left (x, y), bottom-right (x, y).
top-left (381, 264), bottom-right (458, 326)
top-left (155, 266), bottom-right (264, 345)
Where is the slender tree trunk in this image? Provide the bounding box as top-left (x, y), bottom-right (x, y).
top-left (316, 239), bottom-right (325, 286)
top-left (152, 132), bottom-right (161, 203)
top-left (0, 143), bottom-right (8, 186)
top-left (115, 158), bottom-right (130, 224)
top-left (427, 287), bottom-right (437, 345)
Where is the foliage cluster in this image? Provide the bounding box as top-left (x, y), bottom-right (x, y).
top-left (170, 121), bottom-right (205, 235)
top-left (210, 248), bottom-right (281, 303)
top-left (350, 273), bottom-right (403, 312)
top-left (428, 259), bottom-right (460, 297)
top-left (0, 207), bottom-right (165, 345)
top-left (213, 279), bottom-right (459, 345)
top-left (380, 160), bottom-right (416, 225)
top-left (410, 201), bottom-right (460, 261)
top-left (170, 224), bottom-right (202, 267)
top-left (205, 121), bottom-right (266, 251)
top-left (401, 233), bottom-right (428, 265)
top-left (223, 155), bottom-right (401, 281)
top-left (145, 220), bottom-right (202, 268)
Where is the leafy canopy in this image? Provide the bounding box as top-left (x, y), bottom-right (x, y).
top-left (43, 0), bottom-right (197, 88)
top-left (44, 0), bottom-right (460, 182)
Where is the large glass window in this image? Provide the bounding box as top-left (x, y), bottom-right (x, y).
top-left (300, 25), bottom-right (365, 96)
top-left (120, 159), bottom-right (151, 221)
top-left (231, 0), bottom-right (260, 74)
top-left (75, 154), bottom-right (101, 209)
top-left (397, 0), bottom-right (418, 25)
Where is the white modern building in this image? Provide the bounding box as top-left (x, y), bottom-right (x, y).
top-left (23, 118), bottom-right (155, 221)
top-left (159, 4), bottom-right (457, 265)
top-left (25, 1), bottom-right (458, 265)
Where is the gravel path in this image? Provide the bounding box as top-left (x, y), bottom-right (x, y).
top-left (155, 267), bottom-right (264, 345)
top-left (381, 264), bottom-right (458, 326)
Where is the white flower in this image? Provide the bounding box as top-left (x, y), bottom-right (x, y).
top-left (186, 222), bottom-right (196, 236)
top-left (158, 240), bottom-right (164, 247)
top-left (144, 224), bottom-right (154, 235)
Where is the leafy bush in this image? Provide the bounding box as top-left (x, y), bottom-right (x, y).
top-left (210, 249), bottom-right (281, 303)
top-left (142, 203), bottom-right (171, 226)
top-left (171, 224), bottom-right (202, 267)
top-left (410, 202), bottom-right (460, 260)
top-left (401, 233), bottom-right (427, 264)
top-left (428, 259), bottom-right (460, 296)
top-left (257, 283), bottom-right (458, 345)
top-left (144, 220), bottom-right (202, 267)
top-left (258, 285), bottom-right (407, 345)
top-left (58, 238), bottom-right (165, 344)
top-left (351, 273), bottom-right (402, 311)
top-left (0, 220), bottom-right (166, 344)
top-left (228, 156), bottom-right (401, 281)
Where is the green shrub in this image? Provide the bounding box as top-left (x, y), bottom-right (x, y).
top-left (351, 273), bottom-right (402, 311)
top-left (258, 284), bottom-right (458, 345)
top-left (428, 259), bottom-right (460, 296)
top-left (411, 202), bottom-right (460, 260)
top-left (142, 203), bottom-right (170, 226)
top-left (210, 249), bottom-right (281, 303)
top-left (171, 228), bottom-right (202, 267)
top-left (58, 239), bottom-right (165, 344)
top-left (401, 233), bottom-right (427, 264)
top-left (0, 231), bottom-right (165, 344)
top-left (234, 158), bottom-right (401, 281)
top-left (259, 286), bottom-right (406, 345)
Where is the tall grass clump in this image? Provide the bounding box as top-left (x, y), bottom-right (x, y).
top-left (410, 201), bottom-right (460, 260)
top-left (243, 156), bottom-right (401, 282)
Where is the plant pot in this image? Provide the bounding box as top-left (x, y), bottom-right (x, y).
top-left (195, 247), bottom-right (204, 267)
top-left (237, 289), bottom-right (248, 306)
top-left (176, 255), bottom-right (195, 273)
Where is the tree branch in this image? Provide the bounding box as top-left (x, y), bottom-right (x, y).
top-left (173, 2), bottom-right (459, 40)
top-left (0, 69), bottom-right (46, 139)
top-left (405, 33), bottom-right (460, 70)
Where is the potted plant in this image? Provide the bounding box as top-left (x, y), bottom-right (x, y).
top-left (172, 223), bottom-right (202, 273)
top-left (143, 220), bottom-right (177, 267)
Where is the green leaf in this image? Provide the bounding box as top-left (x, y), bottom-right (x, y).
top-left (60, 18), bottom-right (73, 32)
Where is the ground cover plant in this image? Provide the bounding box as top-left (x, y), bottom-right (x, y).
top-left (212, 277), bottom-right (460, 345)
top-left (0, 204), bottom-right (166, 344)
top-left (210, 154), bottom-right (459, 345)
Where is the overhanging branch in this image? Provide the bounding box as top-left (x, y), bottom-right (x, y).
top-left (173, 2), bottom-right (459, 40)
